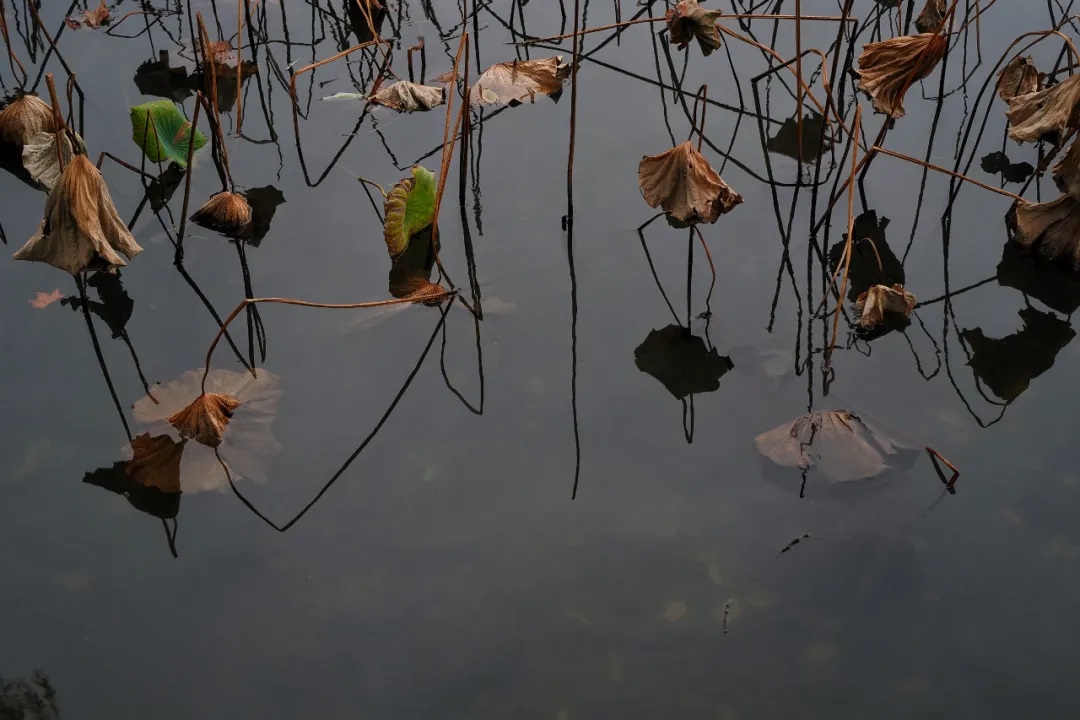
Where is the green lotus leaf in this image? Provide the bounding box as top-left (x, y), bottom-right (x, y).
top-left (129, 100), bottom-right (206, 167)
top-left (381, 165), bottom-right (436, 259)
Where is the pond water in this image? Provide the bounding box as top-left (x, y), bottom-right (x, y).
top-left (3, 1), bottom-right (1080, 717)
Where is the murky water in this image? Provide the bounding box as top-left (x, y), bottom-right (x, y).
top-left (3, 1), bottom-right (1080, 717)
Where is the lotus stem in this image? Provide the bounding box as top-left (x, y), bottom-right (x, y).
top-left (197, 13), bottom-right (234, 190)
top-left (870, 146), bottom-right (1025, 202)
top-left (688, 84), bottom-right (708, 151)
top-left (44, 74), bottom-right (66, 172)
top-left (0, 1), bottom-right (27, 88)
top-left (693, 226), bottom-right (716, 310)
top-left (176, 92), bottom-right (203, 264)
top-left (355, 176), bottom-right (387, 197)
top-left (926, 447), bottom-right (960, 487)
top-left (408, 37), bottom-right (425, 83)
top-left (566, 0), bottom-right (581, 224)
top-left (795, 0), bottom-right (802, 163)
top-left (236, 0), bottom-right (246, 135)
top-left (431, 30), bottom-right (469, 288)
top-left (826, 106), bottom-right (861, 367)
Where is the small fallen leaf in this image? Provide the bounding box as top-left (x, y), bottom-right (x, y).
top-left (638, 141), bottom-right (742, 224)
top-left (666, 0), bottom-right (724, 56)
top-left (66, 0), bottom-right (109, 30)
top-left (383, 165), bottom-right (436, 259)
top-left (442, 57), bottom-right (569, 106)
top-left (190, 191), bottom-right (253, 234)
top-left (854, 33), bottom-right (947, 118)
top-left (1006, 72), bottom-right (1080, 144)
top-left (168, 393), bottom-right (242, 448)
top-left (29, 289), bottom-right (63, 309)
top-left (854, 284), bottom-right (916, 328)
top-left (369, 81), bottom-right (445, 112)
top-left (996, 55), bottom-right (1041, 103)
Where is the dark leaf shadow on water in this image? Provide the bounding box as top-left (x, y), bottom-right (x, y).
top-left (0, 670), bottom-right (61, 719)
top-left (827, 211), bottom-right (904, 304)
top-left (134, 50), bottom-right (192, 102)
top-left (980, 151), bottom-right (1035, 186)
top-left (996, 239), bottom-right (1080, 315)
top-left (766, 111), bottom-right (833, 163)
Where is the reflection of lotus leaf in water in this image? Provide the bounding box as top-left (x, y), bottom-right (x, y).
top-left (83, 435), bottom-right (184, 520)
top-left (996, 240), bottom-right (1080, 315)
top-left (133, 369), bottom-right (282, 492)
top-left (766, 113), bottom-right (833, 162)
top-left (980, 151), bottom-right (1034, 185)
top-left (134, 51), bottom-right (192, 103)
top-left (961, 307), bottom-right (1076, 403)
top-left (755, 410), bottom-right (920, 499)
top-left (235, 186), bottom-right (286, 246)
top-left (828, 211), bottom-right (903, 303)
top-left (634, 326), bottom-right (733, 400)
top-left (0, 671), bottom-right (61, 719)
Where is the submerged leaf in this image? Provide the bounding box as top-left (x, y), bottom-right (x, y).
top-left (996, 55), bottom-right (1041, 103)
top-left (854, 33), bottom-right (947, 118)
top-left (370, 81), bottom-right (446, 112)
top-left (854, 284), bottom-right (916, 328)
top-left (666, 0), bottom-right (724, 56)
top-left (383, 165), bottom-right (436, 259)
top-left (129, 100), bottom-right (206, 167)
top-left (638, 141), bottom-right (742, 224)
top-left (14, 155), bottom-right (143, 274)
top-left (914, 0), bottom-right (946, 34)
top-left (1006, 73), bottom-right (1080, 144)
top-left (1007, 195), bottom-right (1080, 273)
top-left (449, 57), bottom-right (569, 106)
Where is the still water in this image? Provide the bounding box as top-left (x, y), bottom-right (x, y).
top-left (3, 1), bottom-right (1080, 717)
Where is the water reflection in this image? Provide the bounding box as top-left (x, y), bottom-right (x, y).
top-left (0, 670), bottom-right (60, 719)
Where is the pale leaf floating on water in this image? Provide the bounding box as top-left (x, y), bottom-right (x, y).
top-left (369, 82), bottom-right (446, 112)
top-left (1006, 73), bottom-right (1080, 144)
top-left (854, 33), bottom-right (947, 118)
top-left (665, 0), bottom-right (724, 57)
top-left (133, 369), bottom-right (282, 492)
top-left (439, 57), bottom-right (569, 106)
top-left (638, 141), bottom-right (742, 224)
top-left (854, 284), bottom-right (916, 329)
top-left (754, 410), bottom-right (920, 499)
top-left (22, 130), bottom-right (82, 191)
top-left (996, 55), bottom-right (1041, 103)
top-left (14, 155), bottom-right (143, 275)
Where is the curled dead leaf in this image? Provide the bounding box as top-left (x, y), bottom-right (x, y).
top-left (168, 393), bottom-right (242, 448)
top-left (854, 33), bottom-right (947, 118)
top-left (370, 81), bottom-right (445, 112)
top-left (390, 274), bottom-right (450, 306)
top-left (666, 0), bottom-right (724, 57)
top-left (914, 0), bottom-right (946, 34)
top-left (996, 55), bottom-right (1041, 103)
top-left (443, 57), bottom-right (569, 106)
top-left (638, 141), bottom-right (742, 224)
top-left (1006, 73), bottom-right (1080, 144)
top-left (1007, 195), bottom-right (1080, 273)
top-left (0, 94), bottom-right (55, 156)
top-left (13, 154), bottom-right (143, 274)
top-left (126, 433), bottom-right (185, 495)
top-left (22, 130), bottom-right (82, 192)
top-left (854, 284), bottom-right (916, 328)
top-left (190, 191), bottom-right (253, 233)
top-left (1052, 136), bottom-right (1080, 201)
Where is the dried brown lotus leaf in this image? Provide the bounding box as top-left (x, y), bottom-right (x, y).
top-left (854, 33), bottom-right (947, 118)
top-left (914, 0), bottom-right (946, 34)
top-left (666, 0), bottom-right (724, 57)
top-left (370, 81), bottom-right (445, 112)
top-left (190, 191), bottom-right (253, 232)
top-left (390, 273), bottom-right (449, 305)
top-left (65, 0), bottom-right (109, 29)
top-left (996, 55), bottom-right (1041, 103)
top-left (853, 284), bottom-right (917, 328)
top-left (638, 141), bottom-right (743, 224)
top-left (1052, 137), bottom-right (1080, 201)
top-left (1008, 195), bottom-right (1080, 273)
top-left (0, 94), bottom-right (55, 153)
top-left (126, 433), bottom-right (184, 495)
top-left (22, 130), bottom-right (80, 192)
top-left (168, 392), bottom-right (243, 448)
top-left (445, 57), bottom-right (569, 106)
top-left (1006, 73), bottom-right (1080, 144)
top-left (13, 155), bottom-right (143, 274)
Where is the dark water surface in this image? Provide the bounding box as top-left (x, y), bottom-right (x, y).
top-left (3, 1), bottom-right (1080, 717)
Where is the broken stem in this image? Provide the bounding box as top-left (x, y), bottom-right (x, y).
top-left (356, 176), bottom-right (387, 197)
top-left (871, 146), bottom-right (1025, 202)
top-left (926, 447), bottom-right (960, 487)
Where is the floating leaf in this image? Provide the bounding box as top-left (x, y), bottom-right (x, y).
top-left (666, 0), bottom-right (724, 56)
top-left (854, 33), bottom-right (947, 118)
top-left (1006, 72), bottom-right (1080, 144)
top-left (634, 325), bottom-right (733, 400)
top-left (638, 141), bottom-right (742, 224)
top-left (370, 81), bottom-right (445, 112)
top-left (65, 0), bottom-right (109, 30)
top-left (383, 165), bottom-right (436, 259)
top-left (321, 92), bottom-right (367, 102)
top-left (28, 289), bottom-right (62, 308)
top-left (1007, 195), bottom-right (1080, 273)
top-left (914, 0), bottom-right (946, 34)
top-left (13, 155), bottom-right (143, 274)
top-left (854, 284), bottom-right (916, 328)
top-left (445, 57), bottom-right (569, 106)
top-left (169, 393), bottom-right (242, 448)
top-left (996, 55), bottom-right (1041, 103)
top-left (129, 100), bottom-right (206, 167)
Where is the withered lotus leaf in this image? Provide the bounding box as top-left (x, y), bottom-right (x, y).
top-left (14, 155), bottom-right (143, 274)
top-left (854, 33), bottom-right (947, 118)
top-left (390, 274), bottom-right (450, 305)
top-left (666, 0), bottom-right (724, 57)
top-left (914, 0), bottom-right (946, 34)
top-left (22, 131), bottom-right (80, 192)
top-left (453, 57), bottom-right (570, 106)
top-left (1052, 136), bottom-right (1080, 201)
top-left (126, 433), bottom-right (184, 495)
top-left (854, 284), bottom-right (917, 328)
top-left (65, 0), bottom-right (109, 30)
top-left (1007, 195), bottom-right (1080, 273)
top-left (370, 81), bottom-right (446, 112)
top-left (190, 191), bottom-right (253, 233)
top-left (638, 141), bottom-right (742, 224)
top-left (0, 94), bottom-right (55, 155)
top-left (996, 55), bottom-right (1041, 103)
top-left (168, 393), bottom-right (243, 448)
top-left (1006, 72), bottom-right (1080, 144)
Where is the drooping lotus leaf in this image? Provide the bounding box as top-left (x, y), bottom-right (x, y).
top-left (996, 55), bottom-right (1041, 103)
top-left (854, 284), bottom-right (917, 328)
top-left (370, 81), bottom-right (446, 112)
top-left (383, 165), bottom-right (436, 259)
top-left (1006, 72), bottom-right (1080, 144)
top-left (129, 100), bottom-right (206, 167)
top-left (126, 433), bottom-right (185, 495)
top-left (0, 94), bottom-right (55, 157)
top-left (1052, 136), bottom-right (1080, 201)
top-left (638, 141), bottom-right (742, 224)
top-left (444, 57), bottom-right (569, 106)
top-left (1007, 195), bottom-right (1080, 273)
top-left (854, 33), bottom-right (947, 118)
top-left (914, 0), bottom-right (946, 34)
top-left (666, 0), bottom-right (724, 57)
top-left (21, 130), bottom-right (81, 191)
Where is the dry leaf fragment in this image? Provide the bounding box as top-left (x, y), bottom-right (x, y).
top-left (370, 81), bottom-right (445, 112)
top-left (854, 33), bottom-right (947, 118)
top-left (914, 0), bottom-right (946, 34)
top-left (168, 393), bottom-right (243, 448)
top-left (1006, 73), bottom-right (1080, 144)
top-left (66, 0), bottom-right (110, 29)
top-left (390, 274), bottom-right (449, 305)
top-left (666, 0), bottom-right (724, 56)
top-left (854, 284), bottom-right (917, 328)
top-left (0, 94), bottom-right (55, 157)
top-left (1052, 136), bottom-right (1080, 201)
top-left (190, 191), bottom-right (253, 233)
top-left (22, 130), bottom-right (80, 192)
top-left (126, 433), bottom-right (184, 495)
top-left (996, 55), bottom-right (1041, 103)
top-left (1007, 195), bottom-right (1080, 273)
top-left (29, 289), bottom-right (63, 308)
top-left (638, 141), bottom-right (742, 224)
top-left (13, 154), bottom-right (143, 274)
top-left (446, 57), bottom-right (569, 106)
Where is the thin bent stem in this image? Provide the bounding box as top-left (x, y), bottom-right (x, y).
top-left (176, 93), bottom-right (203, 263)
top-left (431, 31), bottom-right (470, 287)
top-left (827, 106), bottom-right (861, 367)
top-left (872, 146), bottom-right (1025, 202)
top-left (0, 2), bottom-right (27, 88)
top-left (197, 12), bottom-right (234, 189)
top-left (44, 74), bottom-right (66, 172)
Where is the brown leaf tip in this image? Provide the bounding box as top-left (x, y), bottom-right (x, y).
top-left (168, 393), bottom-right (243, 448)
